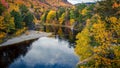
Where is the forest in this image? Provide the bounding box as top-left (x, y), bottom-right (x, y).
top-left (0, 0), bottom-right (120, 68)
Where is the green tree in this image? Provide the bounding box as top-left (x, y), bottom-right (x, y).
top-left (19, 4), bottom-right (29, 19)
top-left (76, 3), bottom-right (86, 12)
top-left (19, 4), bottom-right (28, 14)
top-left (11, 10), bottom-right (23, 29)
top-left (57, 7), bottom-right (65, 18)
top-left (70, 10), bottom-right (75, 19)
top-left (23, 12), bottom-right (34, 29)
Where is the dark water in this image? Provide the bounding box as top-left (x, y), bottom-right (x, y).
top-left (0, 26), bottom-right (79, 68)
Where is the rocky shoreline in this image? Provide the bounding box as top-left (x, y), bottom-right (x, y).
top-left (0, 31), bottom-right (52, 47)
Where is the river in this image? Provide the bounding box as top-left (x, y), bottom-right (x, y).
top-left (0, 25), bottom-right (79, 68)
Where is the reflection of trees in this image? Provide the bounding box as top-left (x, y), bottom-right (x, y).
top-left (44, 25), bottom-right (59, 33)
top-left (43, 25), bottom-right (78, 48)
top-left (57, 28), bottom-right (64, 37)
top-left (0, 40), bottom-right (34, 68)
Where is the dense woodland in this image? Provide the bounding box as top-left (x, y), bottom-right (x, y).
top-left (0, 0), bottom-right (120, 68)
top-left (75, 0), bottom-right (120, 68)
top-left (0, 0), bottom-right (93, 43)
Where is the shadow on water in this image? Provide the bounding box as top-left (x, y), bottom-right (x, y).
top-left (0, 40), bottom-right (35, 68)
top-left (42, 25), bottom-right (79, 48)
top-left (0, 25), bottom-right (79, 68)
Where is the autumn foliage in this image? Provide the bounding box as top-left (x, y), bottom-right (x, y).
top-left (0, 0), bottom-right (8, 8)
top-left (0, 0), bottom-right (120, 68)
top-left (75, 0), bottom-right (120, 68)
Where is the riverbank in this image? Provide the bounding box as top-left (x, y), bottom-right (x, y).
top-left (0, 30), bottom-right (52, 47)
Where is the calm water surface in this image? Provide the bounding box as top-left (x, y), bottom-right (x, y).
top-left (0, 26), bottom-right (79, 68)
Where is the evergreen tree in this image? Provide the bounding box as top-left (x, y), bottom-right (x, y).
top-left (24, 12), bottom-right (34, 29)
top-left (11, 10), bottom-right (23, 29)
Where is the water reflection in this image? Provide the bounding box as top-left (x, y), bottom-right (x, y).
top-left (0, 26), bottom-right (79, 68)
top-left (0, 40), bottom-right (33, 68)
top-left (42, 25), bottom-right (78, 48)
top-left (9, 37), bottom-right (79, 68)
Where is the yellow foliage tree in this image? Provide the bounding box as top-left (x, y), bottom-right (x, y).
top-left (0, 32), bottom-right (6, 42)
top-left (70, 19), bottom-right (75, 26)
top-left (46, 10), bottom-right (56, 23)
top-left (75, 19), bottom-right (93, 61)
top-left (108, 17), bottom-right (120, 37)
top-left (59, 13), bottom-right (65, 25)
top-left (0, 16), bottom-right (6, 31)
top-left (92, 16), bottom-right (120, 67)
top-left (8, 4), bottom-right (19, 12)
top-left (4, 12), bottom-right (15, 33)
top-left (57, 27), bottom-right (63, 36)
top-left (81, 7), bottom-right (88, 16)
top-left (0, 16), bottom-right (6, 42)
top-left (75, 15), bottom-right (120, 67)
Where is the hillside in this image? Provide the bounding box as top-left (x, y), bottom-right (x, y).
top-left (0, 0), bottom-right (72, 43)
top-left (6, 0), bottom-right (72, 9)
top-left (44, 0), bottom-right (71, 8)
top-left (0, 0), bottom-right (120, 68)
